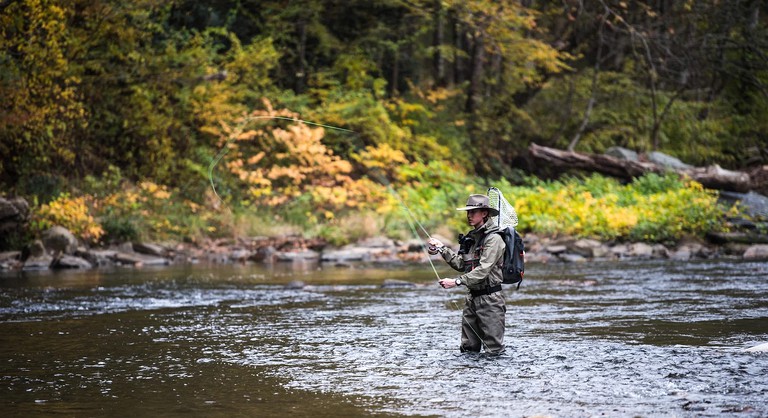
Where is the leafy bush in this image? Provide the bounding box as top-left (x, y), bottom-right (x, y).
top-left (31, 194), bottom-right (104, 244)
top-left (506, 173), bottom-right (725, 243)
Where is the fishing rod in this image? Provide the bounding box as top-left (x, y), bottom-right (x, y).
top-left (207, 114), bottom-right (439, 278)
top-left (206, 115), bottom-right (487, 348)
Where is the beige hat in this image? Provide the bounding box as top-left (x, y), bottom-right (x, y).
top-left (456, 194), bottom-right (499, 216)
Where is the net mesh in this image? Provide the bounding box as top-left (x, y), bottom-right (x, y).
top-left (487, 187), bottom-right (518, 229)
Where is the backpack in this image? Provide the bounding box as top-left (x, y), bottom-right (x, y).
top-left (496, 226), bottom-right (525, 289)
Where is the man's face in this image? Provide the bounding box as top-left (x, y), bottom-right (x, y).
top-left (466, 209), bottom-right (487, 228)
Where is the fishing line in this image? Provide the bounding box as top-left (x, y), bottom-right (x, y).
top-left (206, 114), bottom-right (484, 347)
top-left (373, 174), bottom-right (433, 240)
top-left (396, 195), bottom-right (442, 282)
top-left (205, 114), bottom-right (445, 281)
top-left (207, 114), bottom-right (433, 255)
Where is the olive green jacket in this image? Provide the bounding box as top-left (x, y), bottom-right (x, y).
top-left (440, 220), bottom-right (505, 289)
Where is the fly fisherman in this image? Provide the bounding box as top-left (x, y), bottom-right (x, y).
top-left (427, 194), bottom-right (506, 354)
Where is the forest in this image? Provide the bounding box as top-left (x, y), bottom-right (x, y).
top-left (1, 0), bottom-right (767, 248)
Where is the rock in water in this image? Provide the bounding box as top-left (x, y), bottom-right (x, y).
top-left (284, 280), bottom-right (306, 289)
top-left (745, 342), bottom-right (768, 352)
top-left (381, 279), bottom-right (417, 288)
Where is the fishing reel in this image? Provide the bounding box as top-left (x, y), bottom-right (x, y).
top-left (457, 234), bottom-right (475, 255)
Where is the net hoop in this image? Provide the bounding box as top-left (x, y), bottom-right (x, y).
top-left (487, 187), bottom-right (518, 229)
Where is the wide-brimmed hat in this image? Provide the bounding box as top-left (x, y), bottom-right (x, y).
top-left (456, 194), bottom-right (499, 216)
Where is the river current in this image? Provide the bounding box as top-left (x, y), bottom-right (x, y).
top-left (1, 259), bottom-right (767, 417)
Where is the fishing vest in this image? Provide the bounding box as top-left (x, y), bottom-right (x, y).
top-left (458, 232), bottom-right (486, 274)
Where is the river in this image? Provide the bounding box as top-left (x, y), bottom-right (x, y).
top-left (1, 259), bottom-right (767, 417)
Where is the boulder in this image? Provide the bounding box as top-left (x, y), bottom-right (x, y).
top-left (284, 280), bottom-right (306, 289)
top-left (112, 252), bottom-right (145, 266)
top-left (545, 245), bottom-right (567, 254)
top-left (403, 238), bottom-right (425, 253)
top-left (0, 196), bottom-right (30, 229)
top-left (276, 249), bottom-right (320, 262)
top-left (22, 254), bottom-right (53, 270)
top-left (610, 244), bottom-right (629, 258)
top-left (646, 151), bottom-right (693, 170)
top-left (112, 251), bottom-right (169, 267)
top-left (250, 245), bottom-right (276, 263)
top-left (133, 242), bottom-right (168, 257)
top-left (0, 251), bottom-right (20, 262)
top-left (568, 239), bottom-right (604, 258)
top-left (745, 342), bottom-right (768, 352)
top-left (605, 146), bottom-right (639, 161)
top-left (51, 255), bottom-right (93, 269)
top-left (739, 192), bottom-right (768, 219)
top-left (357, 236), bottom-right (397, 248)
top-left (743, 244), bottom-right (768, 260)
top-left (381, 279), bottom-right (418, 288)
top-left (669, 246), bottom-right (692, 261)
top-left (524, 251), bottom-right (553, 263)
top-left (627, 242), bottom-right (654, 259)
top-left (27, 240), bottom-right (46, 257)
top-left (0, 251), bottom-right (21, 270)
top-left (228, 247), bottom-right (251, 262)
top-left (652, 244), bottom-right (670, 259)
top-left (41, 226), bottom-right (79, 255)
top-left (558, 253), bottom-right (587, 263)
top-left (322, 247), bottom-right (371, 262)
top-left (75, 249), bottom-right (118, 267)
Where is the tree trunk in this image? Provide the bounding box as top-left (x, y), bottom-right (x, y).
top-left (453, 18), bottom-right (465, 85)
top-left (465, 32), bottom-right (485, 114)
top-left (391, 47), bottom-right (400, 96)
top-left (295, 19), bottom-right (307, 93)
top-left (529, 143), bottom-right (760, 193)
top-left (433, 0), bottom-right (446, 87)
top-left (568, 10), bottom-right (606, 151)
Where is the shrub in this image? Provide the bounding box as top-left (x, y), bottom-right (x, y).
top-left (31, 193), bottom-right (104, 244)
top-left (505, 173), bottom-right (725, 242)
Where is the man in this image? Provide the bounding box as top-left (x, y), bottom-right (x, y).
top-left (428, 194), bottom-right (506, 354)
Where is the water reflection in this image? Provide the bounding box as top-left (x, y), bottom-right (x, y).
top-left (1, 259), bottom-right (767, 417)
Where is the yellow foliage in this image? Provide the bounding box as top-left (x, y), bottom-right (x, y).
top-left (213, 100), bottom-right (389, 212)
top-left (352, 144), bottom-right (408, 181)
top-left (33, 194), bottom-right (104, 243)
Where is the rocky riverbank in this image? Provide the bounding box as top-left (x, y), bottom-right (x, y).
top-left (1, 224), bottom-right (767, 273)
top-left (3, 191), bottom-right (768, 273)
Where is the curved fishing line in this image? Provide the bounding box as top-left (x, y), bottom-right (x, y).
top-left (398, 201), bottom-right (442, 282)
top-left (380, 180), bottom-right (432, 240)
top-left (206, 115), bottom-right (434, 258)
top-left (206, 114), bottom-right (481, 349)
top-left (205, 115), bottom-right (445, 281)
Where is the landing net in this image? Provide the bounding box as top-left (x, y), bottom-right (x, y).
top-left (487, 187), bottom-right (518, 229)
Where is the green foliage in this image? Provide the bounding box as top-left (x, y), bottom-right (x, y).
top-left (4, 0), bottom-right (763, 251)
top-left (100, 217), bottom-right (140, 244)
top-left (526, 70), bottom-right (650, 152)
top-left (0, 0), bottom-right (87, 183)
top-left (507, 173), bottom-right (725, 243)
top-left (629, 173), bottom-right (685, 195)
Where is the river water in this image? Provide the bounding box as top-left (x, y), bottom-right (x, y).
top-left (1, 259), bottom-right (767, 417)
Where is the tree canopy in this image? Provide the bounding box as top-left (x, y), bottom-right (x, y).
top-left (2, 0), bottom-right (767, 200)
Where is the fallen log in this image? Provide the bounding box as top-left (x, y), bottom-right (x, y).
top-left (529, 143), bottom-right (760, 193)
top-left (706, 231), bottom-right (768, 245)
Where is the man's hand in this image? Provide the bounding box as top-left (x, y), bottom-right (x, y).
top-left (427, 238), bottom-right (445, 255)
top-left (439, 278), bottom-right (457, 289)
